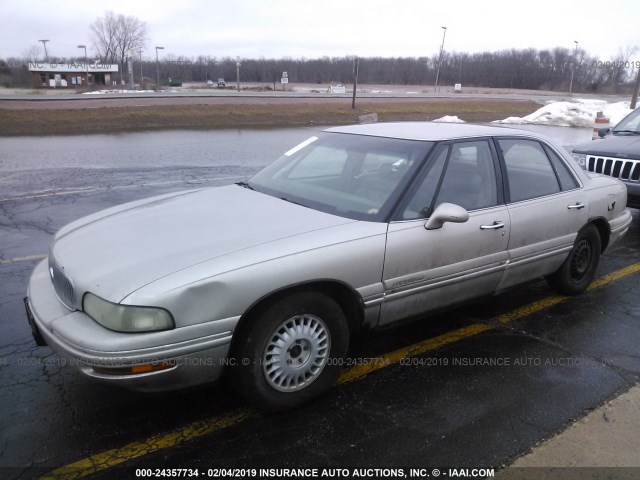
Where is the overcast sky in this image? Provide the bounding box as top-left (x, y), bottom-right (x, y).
top-left (1, 0), bottom-right (639, 61)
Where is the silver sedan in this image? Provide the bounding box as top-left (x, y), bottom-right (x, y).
top-left (25, 122), bottom-right (632, 410)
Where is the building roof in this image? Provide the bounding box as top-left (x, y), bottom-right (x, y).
top-left (29, 62), bottom-right (119, 73)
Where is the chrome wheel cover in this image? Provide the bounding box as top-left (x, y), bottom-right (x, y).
top-left (262, 314), bottom-right (331, 392)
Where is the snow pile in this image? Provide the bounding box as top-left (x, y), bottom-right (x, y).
top-left (493, 99), bottom-right (634, 128)
top-left (82, 89), bottom-right (156, 95)
top-left (433, 115), bottom-right (465, 123)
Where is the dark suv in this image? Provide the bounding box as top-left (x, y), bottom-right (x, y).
top-left (571, 107), bottom-right (640, 207)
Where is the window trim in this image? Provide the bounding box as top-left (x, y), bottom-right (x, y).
top-left (542, 143), bottom-right (583, 191)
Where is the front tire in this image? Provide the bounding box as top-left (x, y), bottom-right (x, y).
top-left (232, 291), bottom-right (349, 411)
top-left (547, 223), bottom-right (601, 295)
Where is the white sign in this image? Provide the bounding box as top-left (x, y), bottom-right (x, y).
top-left (329, 84), bottom-right (346, 94)
top-left (281, 78), bottom-right (289, 84)
top-left (29, 62), bottom-right (119, 73)
top-left (454, 83), bottom-right (462, 92)
top-left (282, 71), bottom-right (288, 78)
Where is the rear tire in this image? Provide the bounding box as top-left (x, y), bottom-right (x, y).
top-left (232, 291), bottom-right (349, 411)
top-left (547, 223), bottom-right (601, 295)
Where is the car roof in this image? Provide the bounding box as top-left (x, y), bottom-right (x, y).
top-left (325, 122), bottom-right (548, 142)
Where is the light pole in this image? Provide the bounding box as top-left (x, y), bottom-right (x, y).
top-left (39, 39), bottom-right (49, 62)
top-left (156, 46), bottom-right (164, 88)
top-left (139, 48), bottom-right (144, 86)
top-left (569, 40), bottom-right (579, 94)
top-left (434, 26), bottom-right (447, 93)
top-left (77, 44), bottom-right (88, 89)
top-left (236, 58), bottom-right (241, 92)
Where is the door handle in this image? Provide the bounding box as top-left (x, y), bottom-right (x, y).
top-left (480, 221), bottom-right (505, 230)
top-left (567, 203), bottom-right (585, 210)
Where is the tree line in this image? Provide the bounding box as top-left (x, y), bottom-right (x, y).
top-left (1, 10), bottom-right (637, 93)
top-left (174, 47), bottom-right (639, 94)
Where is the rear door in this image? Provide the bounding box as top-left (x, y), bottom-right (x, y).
top-left (495, 138), bottom-right (588, 291)
top-left (380, 140), bottom-right (510, 326)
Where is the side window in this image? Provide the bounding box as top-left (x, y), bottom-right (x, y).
top-left (545, 146), bottom-right (580, 191)
top-left (499, 139), bottom-right (560, 202)
top-left (402, 146), bottom-right (448, 220)
top-left (434, 141), bottom-right (498, 211)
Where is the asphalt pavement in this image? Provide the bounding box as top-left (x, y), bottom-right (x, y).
top-left (1, 143), bottom-right (640, 480)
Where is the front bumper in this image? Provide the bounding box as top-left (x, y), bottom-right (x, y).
top-left (26, 259), bottom-right (238, 392)
top-left (624, 183), bottom-right (640, 209)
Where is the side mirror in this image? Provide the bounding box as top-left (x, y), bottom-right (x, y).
top-left (424, 203), bottom-right (469, 230)
top-left (598, 127), bottom-right (611, 138)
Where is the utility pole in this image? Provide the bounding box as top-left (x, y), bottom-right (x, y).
top-left (236, 58), bottom-right (241, 92)
top-left (155, 46), bottom-right (164, 88)
top-left (38, 39), bottom-right (49, 62)
top-left (434, 26), bottom-right (447, 93)
top-left (631, 66), bottom-right (640, 109)
top-left (569, 40), bottom-right (578, 94)
top-left (139, 49), bottom-right (144, 86)
top-left (128, 52), bottom-right (134, 90)
top-left (352, 56), bottom-right (359, 109)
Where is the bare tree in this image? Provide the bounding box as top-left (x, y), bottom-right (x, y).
top-left (22, 45), bottom-right (41, 64)
top-left (91, 11), bottom-right (119, 63)
top-left (91, 11), bottom-right (147, 81)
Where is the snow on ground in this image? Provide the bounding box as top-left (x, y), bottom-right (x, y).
top-left (83, 89), bottom-right (156, 95)
top-left (433, 115), bottom-right (466, 123)
top-left (493, 99), bottom-right (634, 128)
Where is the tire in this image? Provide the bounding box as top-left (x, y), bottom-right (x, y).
top-left (232, 291), bottom-right (349, 411)
top-left (547, 223), bottom-right (601, 295)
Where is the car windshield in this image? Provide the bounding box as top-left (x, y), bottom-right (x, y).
top-left (248, 132), bottom-right (433, 221)
top-left (613, 108), bottom-right (640, 135)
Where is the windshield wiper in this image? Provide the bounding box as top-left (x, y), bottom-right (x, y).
top-left (612, 129), bottom-right (640, 135)
top-left (236, 181), bottom-right (254, 190)
top-left (279, 197), bottom-right (303, 206)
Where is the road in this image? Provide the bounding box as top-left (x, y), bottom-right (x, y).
top-left (0, 85), bottom-right (631, 109)
top-left (1, 132), bottom-right (639, 479)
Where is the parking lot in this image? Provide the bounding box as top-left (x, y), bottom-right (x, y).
top-left (2, 130), bottom-right (640, 479)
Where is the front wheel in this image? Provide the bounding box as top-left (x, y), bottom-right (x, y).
top-left (232, 291), bottom-right (349, 411)
top-left (547, 223), bottom-right (601, 295)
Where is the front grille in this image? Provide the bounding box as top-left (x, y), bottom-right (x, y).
top-left (586, 155), bottom-right (640, 182)
top-left (48, 255), bottom-right (76, 310)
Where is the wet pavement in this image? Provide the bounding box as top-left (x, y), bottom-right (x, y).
top-left (1, 129), bottom-right (640, 479)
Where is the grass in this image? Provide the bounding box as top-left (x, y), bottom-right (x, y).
top-left (0, 99), bottom-right (539, 136)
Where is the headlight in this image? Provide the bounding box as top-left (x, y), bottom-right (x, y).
top-left (571, 152), bottom-right (587, 168)
top-left (83, 293), bottom-right (175, 332)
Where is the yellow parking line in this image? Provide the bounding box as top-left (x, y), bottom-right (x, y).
top-left (41, 409), bottom-right (252, 480)
top-left (587, 262), bottom-right (640, 291)
top-left (337, 323), bottom-right (493, 384)
top-left (41, 261), bottom-right (640, 479)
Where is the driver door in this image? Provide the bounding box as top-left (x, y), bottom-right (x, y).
top-left (380, 140), bottom-right (510, 326)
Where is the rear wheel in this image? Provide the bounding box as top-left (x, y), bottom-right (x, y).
top-left (547, 223), bottom-right (601, 295)
top-left (233, 291), bottom-right (349, 411)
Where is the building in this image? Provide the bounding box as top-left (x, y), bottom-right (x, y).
top-left (28, 62), bottom-right (119, 88)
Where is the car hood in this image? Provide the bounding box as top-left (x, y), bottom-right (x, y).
top-left (50, 185), bottom-right (356, 304)
top-left (573, 135), bottom-right (640, 160)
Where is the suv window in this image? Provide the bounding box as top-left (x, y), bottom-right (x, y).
top-left (499, 139), bottom-right (560, 202)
